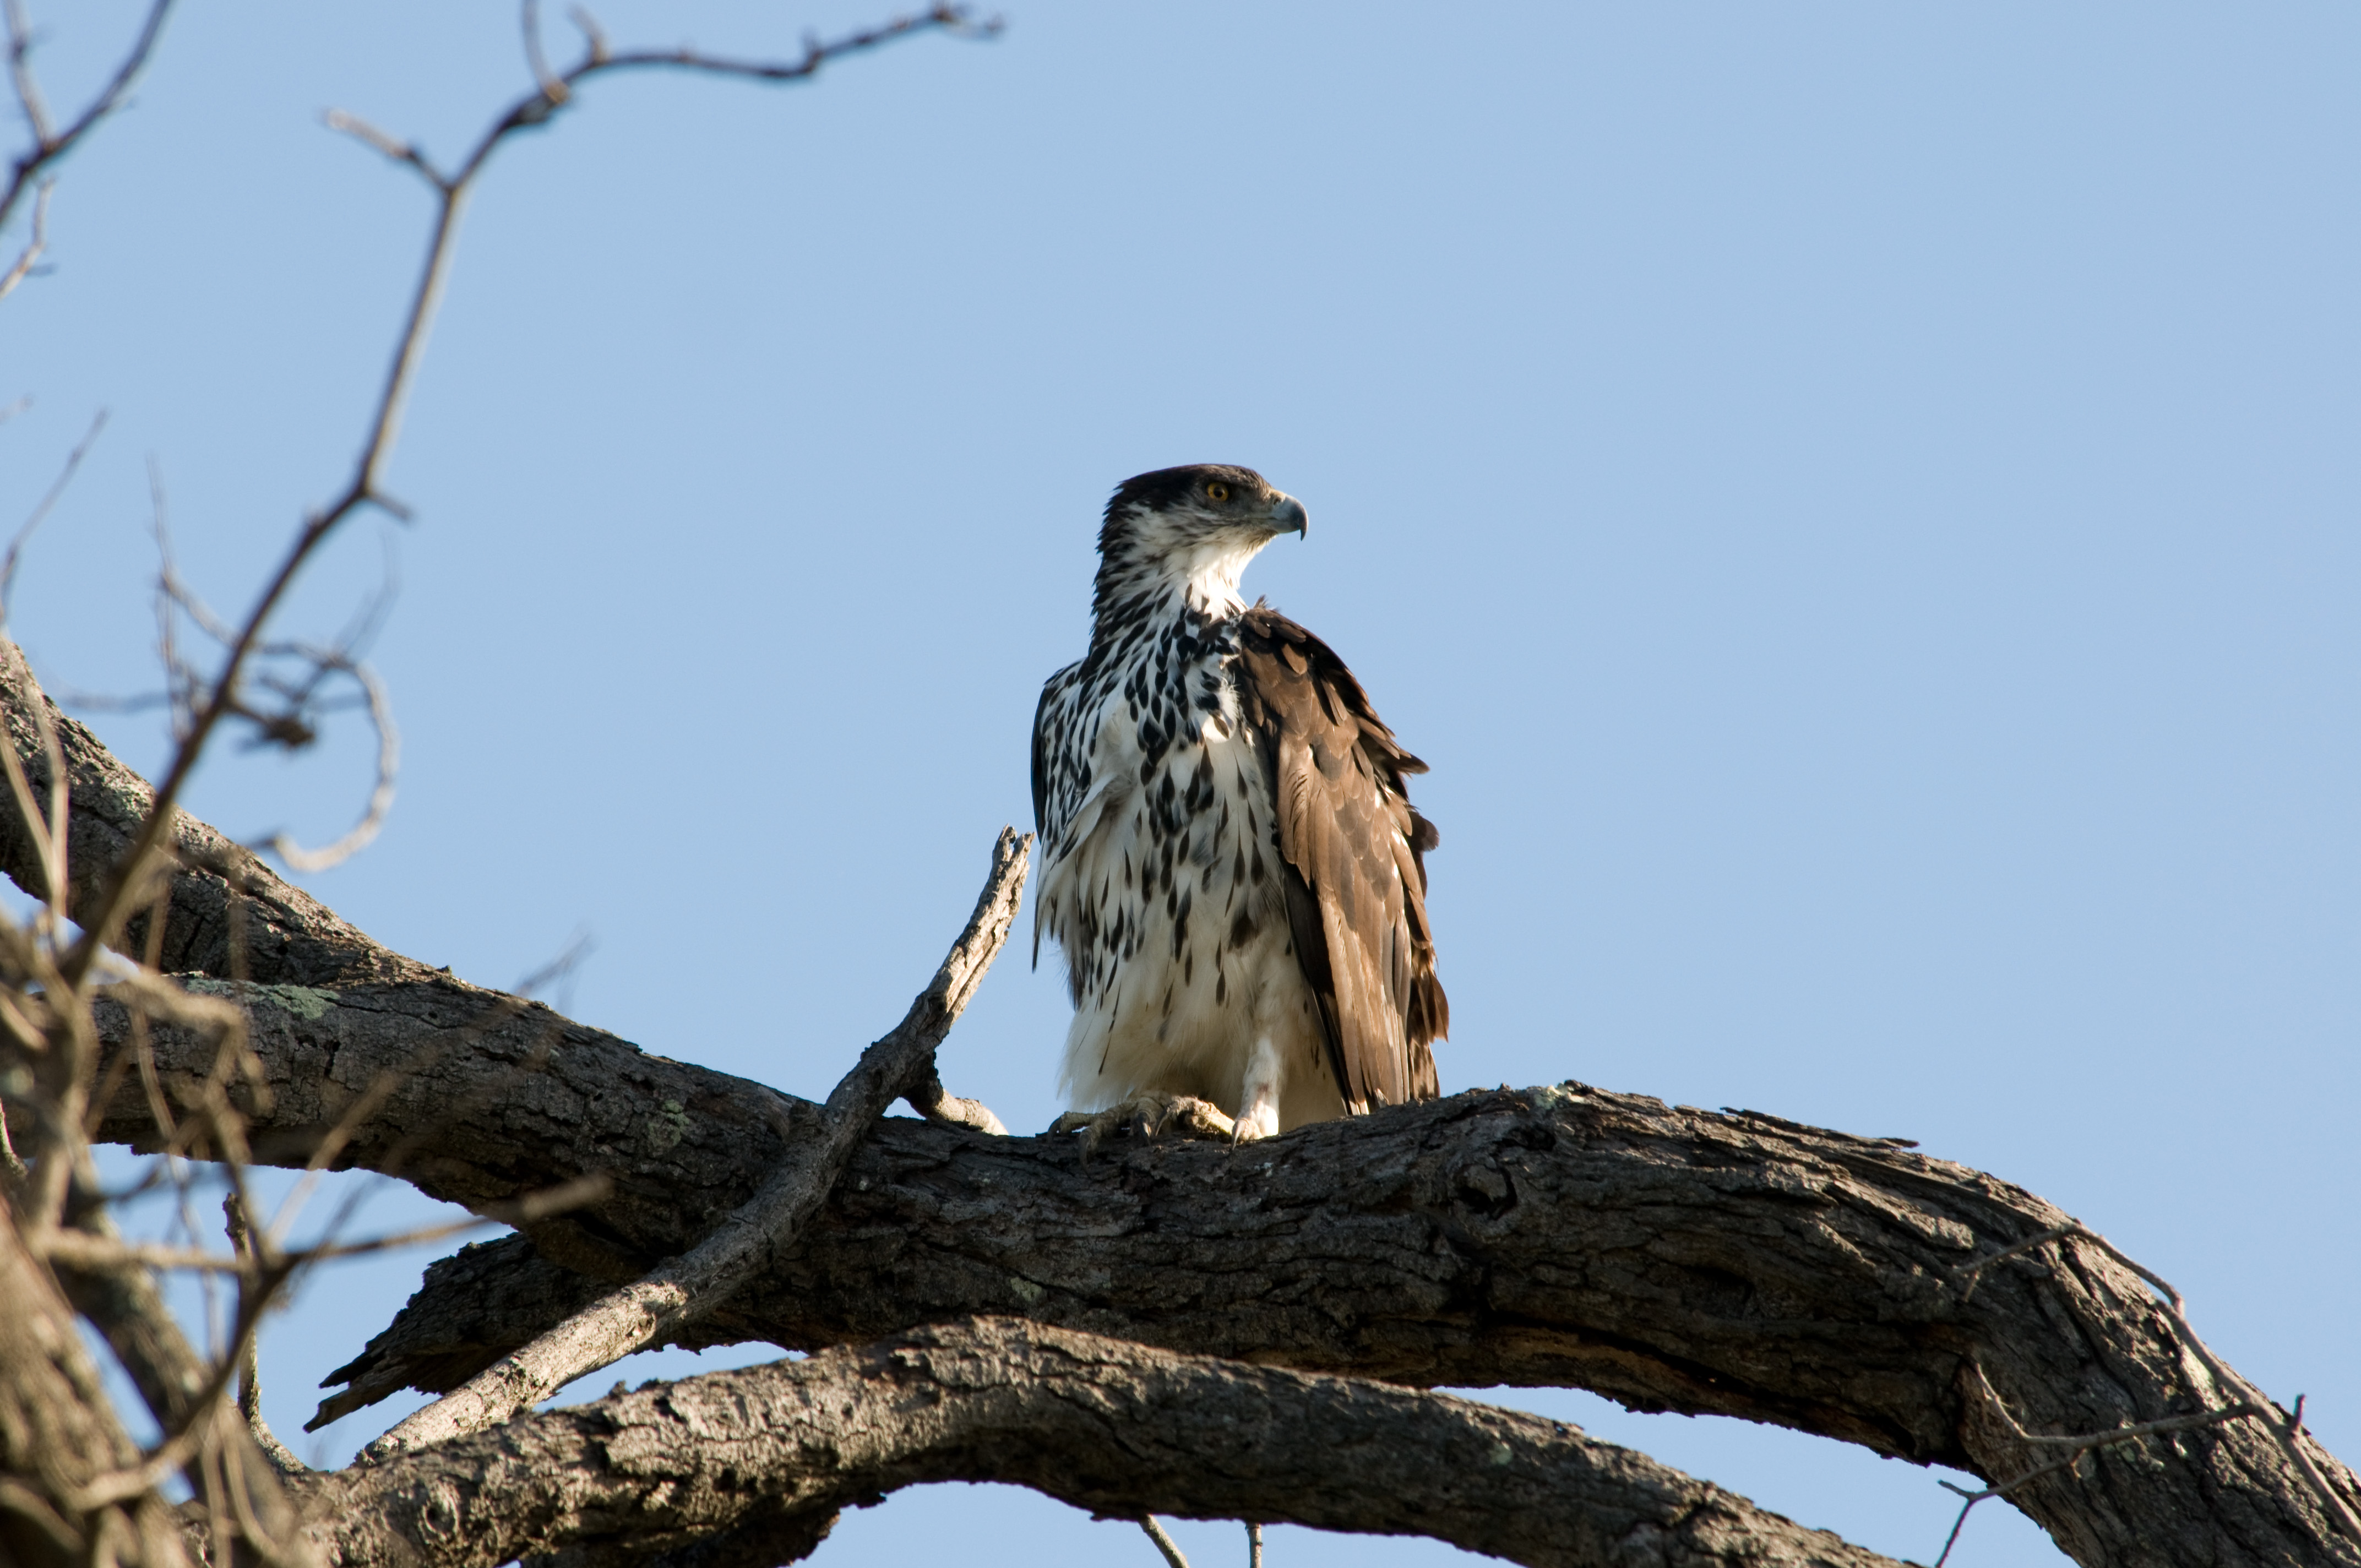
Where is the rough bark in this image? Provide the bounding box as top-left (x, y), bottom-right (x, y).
top-left (0, 639), bottom-right (415, 989)
top-left (298, 1316), bottom-right (1902, 1568)
top-left (50, 981), bottom-right (2361, 1568)
top-left (7, 638), bottom-right (2358, 1567)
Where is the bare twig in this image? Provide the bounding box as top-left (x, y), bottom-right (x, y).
top-left (252, 655), bottom-right (398, 872)
top-left (0, 0), bottom-right (176, 238)
top-left (1951, 1224), bottom-right (2361, 1551)
top-left (1931, 1397), bottom-right (2264, 1567)
top-left (225, 1193), bottom-right (308, 1477)
top-left (568, 7), bottom-right (610, 67)
top-left (0, 175), bottom-right (46, 299)
top-left (513, 928), bottom-right (592, 999)
top-left (58, 2), bottom-right (989, 990)
top-left (520, 0), bottom-right (568, 105)
top-left (1140, 1515), bottom-right (1191, 1568)
top-left (37, 1173), bottom-right (611, 1273)
top-left (361, 827), bottom-right (1028, 1460)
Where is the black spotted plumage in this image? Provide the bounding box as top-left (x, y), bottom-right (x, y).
top-left (1031, 465), bottom-right (1447, 1136)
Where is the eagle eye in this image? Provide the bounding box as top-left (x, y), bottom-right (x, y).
top-left (1206, 482), bottom-right (1232, 503)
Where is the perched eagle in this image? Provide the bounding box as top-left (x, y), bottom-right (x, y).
top-left (1032, 465), bottom-right (1446, 1140)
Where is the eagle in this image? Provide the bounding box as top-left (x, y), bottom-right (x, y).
top-left (1032, 464), bottom-right (1446, 1141)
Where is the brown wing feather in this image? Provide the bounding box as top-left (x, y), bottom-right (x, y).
top-left (1237, 607), bottom-right (1445, 1112)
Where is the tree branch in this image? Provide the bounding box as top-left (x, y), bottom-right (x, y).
top-left (360, 828), bottom-right (1027, 1459)
top-left (0, 0), bottom-right (176, 239)
top-left (0, 639), bottom-right (415, 988)
top-left (300, 1316), bottom-right (1905, 1568)
top-left (6, 644), bottom-right (2357, 1566)
top-left (54, 3), bottom-right (991, 994)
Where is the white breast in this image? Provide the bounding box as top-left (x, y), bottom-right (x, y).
top-left (1037, 666), bottom-right (1340, 1130)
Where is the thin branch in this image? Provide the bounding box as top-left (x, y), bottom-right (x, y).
top-left (361, 827), bottom-right (1029, 1460)
top-left (57, 2), bottom-right (989, 991)
top-left (225, 1193), bottom-right (308, 1477)
top-left (568, 6), bottom-right (610, 67)
top-left (1955, 1224), bottom-right (2361, 1545)
top-left (0, 174), bottom-right (46, 298)
top-left (35, 1173), bottom-right (611, 1273)
top-left (520, 0), bottom-right (568, 105)
top-left (252, 656), bottom-right (398, 872)
top-left (0, 0), bottom-right (176, 237)
top-left (1930, 1401), bottom-right (2261, 1568)
top-left (1140, 1515), bottom-right (1192, 1568)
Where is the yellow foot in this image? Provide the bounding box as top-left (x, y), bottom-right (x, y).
top-left (1050, 1092), bottom-right (1237, 1155)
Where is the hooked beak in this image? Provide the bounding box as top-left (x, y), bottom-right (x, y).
top-left (1271, 494), bottom-right (1308, 538)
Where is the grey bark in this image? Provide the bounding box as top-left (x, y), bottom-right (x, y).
top-left (298, 1316), bottom-right (1902, 1568)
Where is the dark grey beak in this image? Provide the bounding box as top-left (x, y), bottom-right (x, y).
top-left (1271, 494), bottom-right (1308, 538)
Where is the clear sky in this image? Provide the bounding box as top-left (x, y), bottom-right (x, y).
top-left (7, 3), bottom-right (2358, 1564)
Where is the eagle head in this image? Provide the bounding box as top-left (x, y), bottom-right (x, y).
top-left (1095, 465), bottom-right (1309, 611)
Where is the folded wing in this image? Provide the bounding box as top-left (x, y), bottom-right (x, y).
top-left (1236, 607), bottom-right (1446, 1111)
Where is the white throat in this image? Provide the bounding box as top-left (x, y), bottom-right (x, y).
top-left (1105, 538), bottom-right (1267, 626)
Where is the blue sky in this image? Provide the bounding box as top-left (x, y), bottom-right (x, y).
top-left (8, 3), bottom-right (2358, 1564)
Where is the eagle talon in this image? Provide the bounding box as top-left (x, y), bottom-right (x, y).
top-left (1051, 1093), bottom-right (1236, 1156)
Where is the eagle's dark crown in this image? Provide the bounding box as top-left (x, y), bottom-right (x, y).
top-left (1091, 464), bottom-right (1307, 635)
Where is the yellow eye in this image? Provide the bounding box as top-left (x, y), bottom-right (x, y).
top-left (1206, 482), bottom-right (1231, 503)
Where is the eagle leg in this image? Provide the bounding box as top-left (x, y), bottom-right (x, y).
top-left (1234, 1037), bottom-right (1282, 1144)
top-left (1049, 1092), bottom-right (1237, 1156)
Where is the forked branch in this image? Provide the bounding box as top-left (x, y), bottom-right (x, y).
top-left (0, 0), bottom-right (176, 239)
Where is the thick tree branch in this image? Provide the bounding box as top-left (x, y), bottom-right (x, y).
top-left (6, 646), bottom-right (2357, 1566)
top-left (68, 979), bottom-right (2361, 1567)
top-left (300, 1316), bottom-right (1902, 1568)
top-left (361, 829), bottom-right (1028, 1459)
top-left (0, 640), bottom-right (414, 987)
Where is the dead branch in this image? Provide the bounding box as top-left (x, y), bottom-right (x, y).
top-left (297, 1316), bottom-right (1904, 1568)
top-left (250, 652), bottom-right (399, 872)
top-left (0, 405), bottom-right (103, 623)
top-left (360, 829), bottom-right (1027, 1459)
top-left (1140, 1515), bottom-right (1192, 1568)
top-left (225, 1193), bottom-right (309, 1476)
top-left (1954, 1224), bottom-right (2361, 1550)
top-left (55, 3), bottom-right (991, 994)
top-left (0, 0), bottom-right (176, 241)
